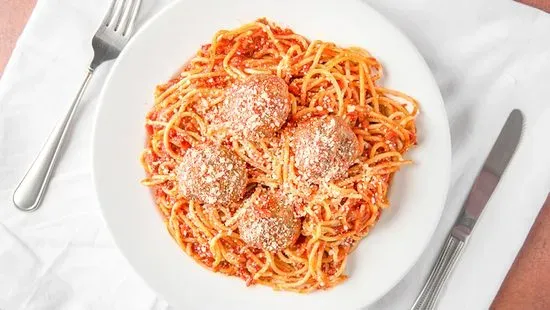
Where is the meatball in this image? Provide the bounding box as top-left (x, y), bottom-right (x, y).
top-left (238, 188), bottom-right (301, 252)
top-left (293, 115), bottom-right (359, 183)
top-left (223, 74), bottom-right (290, 140)
top-left (177, 144), bottom-right (247, 205)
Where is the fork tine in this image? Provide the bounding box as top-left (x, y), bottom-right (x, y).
top-left (102, 0), bottom-right (118, 26)
top-left (122, 0), bottom-right (142, 36)
top-left (117, 0), bottom-right (134, 32)
top-left (108, 0), bottom-right (127, 29)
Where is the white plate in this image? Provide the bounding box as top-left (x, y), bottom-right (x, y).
top-left (92, 0), bottom-right (451, 309)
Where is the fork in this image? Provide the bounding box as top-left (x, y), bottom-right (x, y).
top-left (12, 0), bottom-right (142, 212)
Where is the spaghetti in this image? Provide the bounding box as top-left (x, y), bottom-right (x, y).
top-left (140, 18), bottom-right (418, 292)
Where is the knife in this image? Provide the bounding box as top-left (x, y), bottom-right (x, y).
top-left (411, 109), bottom-right (524, 310)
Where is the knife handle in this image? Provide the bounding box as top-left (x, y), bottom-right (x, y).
top-left (411, 235), bottom-right (465, 310)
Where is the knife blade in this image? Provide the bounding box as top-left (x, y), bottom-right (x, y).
top-left (451, 109), bottom-right (524, 241)
top-left (411, 109), bottom-right (524, 310)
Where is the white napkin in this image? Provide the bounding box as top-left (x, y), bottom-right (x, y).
top-left (1, 0), bottom-right (549, 309)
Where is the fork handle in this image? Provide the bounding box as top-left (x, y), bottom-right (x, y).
top-left (411, 235), bottom-right (465, 310)
top-left (13, 68), bottom-right (95, 212)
